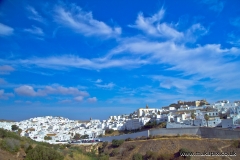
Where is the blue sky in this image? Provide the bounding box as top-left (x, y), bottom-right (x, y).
top-left (1, 0), bottom-right (240, 121)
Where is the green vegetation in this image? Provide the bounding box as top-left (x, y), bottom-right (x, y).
top-left (105, 129), bottom-right (114, 134)
top-left (127, 144), bottom-right (136, 150)
top-left (191, 112), bottom-right (196, 126)
top-left (144, 121), bottom-right (166, 129)
top-left (125, 137), bottom-right (133, 141)
top-left (132, 153), bottom-right (143, 160)
top-left (0, 128), bottom-right (101, 160)
top-left (11, 125), bottom-right (19, 131)
top-left (73, 133), bottom-right (81, 140)
top-left (80, 134), bottom-right (89, 139)
top-left (204, 114), bottom-right (209, 127)
top-left (98, 141), bottom-right (108, 154)
top-left (232, 140), bottom-right (240, 148)
top-left (111, 139), bottom-right (124, 148)
top-left (44, 136), bottom-right (52, 140)
top-left (179, 148), bottom-right (192, 160)
top-left (109, 148), bottom-right (119, 157)
top-left (25, 145), bottom-right (64, 160)
top-left (1, 138), bottom-right (20, 153)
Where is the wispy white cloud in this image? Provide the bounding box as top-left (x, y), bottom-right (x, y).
top-left (95, 79), bottom-right (102, 83)
top-left (96, 82), bottom-right (115, 89)
top-left (129, 8), bottom-right (183, 40)
top-left (230, 17), bottom-right (240, 27)
top-left (129, 8), bottom-right (207, 43)
top-left (151, 75), bottom-right (195, 90)
top-left (0, 55), bottom-right (148, 70)
top-left (24, 25), bottom-right (44, 36)
top-left (14, 85), bottom-right (89, 97)
top-left (0, 65), bottom-right (15, 74)
top-left (54, 3), bottom-right (121, 38)
top-left (201, 0), bottom-right (224, 13)
top-left (87, 97), bottom-right (97, 103)
top-left (0, 23), bottom-right (14, 36)
top-left (26, 6), bottom-right (45, 23)
top-left (110, 36), bottom-right (240, 90)
top-left (0, 89), bottom-right (14, 100)
top-left (228, 32), bottom-right (240, 46)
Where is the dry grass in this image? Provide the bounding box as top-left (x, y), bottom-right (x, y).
top-left (64, 152), bottom-right (93, 160)
top-left (105, 137), bottom-right (240, 160)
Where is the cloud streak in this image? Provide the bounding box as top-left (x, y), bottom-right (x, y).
top-left (0, 65), bottom-right (15, 74)
top-left (0, 23), bottom-right (14, 36)
top-left (0, 89), bottom-right (14, 100)
top-left (24, 25), bottom-right (45, 36)
top-left (14, 85), bottom-right (89, 97)
top-left (54, 3), bottom-right (121, 38)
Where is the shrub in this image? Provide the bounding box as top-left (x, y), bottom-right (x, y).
top-left (125, 138), bottom-right (133, 141)
top-left (112, 139), bottom-right (124, 148)
top-left (158, 122), bottom-right (167, 128)
top-left (25, 145), bottom-right (64, 160)
top-left (179, 148), bottom-right (192, 160)
top-left (0, 128), bottom-right (21, 140)
top-left (127, 144), bottom-right (136, 150)
top-left (11, 125), bottom-right (19, 131)
top-left (144, 121), bottom-right (157, 129)
top-left (132, 153), bottom-right (143, 160)
top-left (102, 141), bottom-right (108, 148)
top-left (73, 133), bottom-right (81, 140)
top-left (99, 141), bottom-right (108, 154)
top-left (105, 129), bottom-right (114, 134)
top-left (80, 134), bottom-right (89, 139)
top-left (99, 153), bottom-right (109, 160)
top-left (1, 138), bottom-right (20, 153)
top-left (144, 150), bottom-right (159, 160)
top-left (109, 149), bottom-right (118, 157)
top-left (25, 145), bottom-right (33, 154)
top-left (44, 136), bottom-right (52, 140)
top-left (139, 136), bottom-right (147, 140)
top-left (232, 140), bottom-right (240, 148)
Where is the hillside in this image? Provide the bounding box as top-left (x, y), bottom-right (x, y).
top-left (0, 128), bottom-right (99, 160)
top-left (1, 128), bottom-right (240, 160)
top-left (102, 137), bottom-right (240, 160)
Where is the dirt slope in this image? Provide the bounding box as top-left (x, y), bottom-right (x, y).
top-left (105, 137), bottom-right (240, 160)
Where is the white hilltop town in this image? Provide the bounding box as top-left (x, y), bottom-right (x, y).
top-left (1, 99), bottom-right (240, 144)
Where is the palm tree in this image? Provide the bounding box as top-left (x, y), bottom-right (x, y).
top-left (204, 114), bottom-right (210, 127)
top-left (191, 112), bottom-right (196, 126)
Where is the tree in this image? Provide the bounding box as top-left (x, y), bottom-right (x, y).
top-left (204, 114), bottom-right (209, 127)
top-left (191, 112), bottom-right (196, 126)
top-left (11, 125), bottom-right (19, 131)
top-left (73, 133), bottom-right (81, 140)
top-left (105, 129), bottom-right (114, 134)
top-left (80, 134), bottom-right (89, 139)
top-left (44, 136), bottom-right (52, 140)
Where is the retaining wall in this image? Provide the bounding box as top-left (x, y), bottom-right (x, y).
top-left (199, 127), bottom-right (240, 139)
top-left (100, 130), bottom-right (148, 142)
top-left (149, 127), bottom-right (201, 136)
top-left (99, 127), bottom-right (240, 142)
